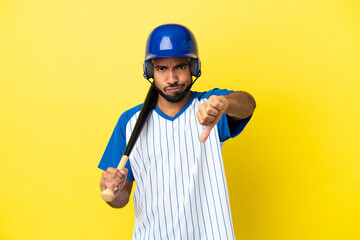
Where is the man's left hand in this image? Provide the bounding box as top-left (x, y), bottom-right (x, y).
top-left (196, 95), bottom-right (229, 143)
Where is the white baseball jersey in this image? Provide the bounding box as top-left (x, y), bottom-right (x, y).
top-left (99, 88), bottom-right (251, 240)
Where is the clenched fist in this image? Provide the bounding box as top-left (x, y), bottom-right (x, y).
top-left (196, 95), bottom-right (229, 143)
top-left (100, 167), bottom-right (128, 196)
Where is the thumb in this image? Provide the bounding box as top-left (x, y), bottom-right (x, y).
top-left (200, 124), bottom-right (214, 143)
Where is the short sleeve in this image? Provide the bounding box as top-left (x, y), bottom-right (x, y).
top-left (98, 114), bottom-right (135, 181)
top-left (217, 114), bottom-right (252, 142)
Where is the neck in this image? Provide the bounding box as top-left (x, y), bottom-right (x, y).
top-left (156, 91), bottom-right (191, 117)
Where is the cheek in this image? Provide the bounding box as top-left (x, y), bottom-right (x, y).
top-left (153, 71), bottom-right (164, 82)
top-left (178, 70), bottom-right (191, 80)
top-left (153, 79), bottom-right (163, 89)
top-left (183, 73), bottom-right (192, 85)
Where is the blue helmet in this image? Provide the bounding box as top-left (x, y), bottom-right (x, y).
top-left (143, 24), bottom-right (201, 79)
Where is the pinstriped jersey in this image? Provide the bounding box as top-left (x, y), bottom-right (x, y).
top-left (98, 88), bottom-right (251, 239)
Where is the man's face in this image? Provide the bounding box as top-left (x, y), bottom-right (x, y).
top-left (152, 57), bottom-right (192, 96)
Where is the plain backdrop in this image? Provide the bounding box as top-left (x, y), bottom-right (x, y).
top-left (1, 0), bottom-right (359, 239)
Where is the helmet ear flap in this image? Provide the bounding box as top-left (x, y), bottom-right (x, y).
top-left (190, 58), bottom-right (201, 78)
top-left (143, 60), bottom-right (154, 79)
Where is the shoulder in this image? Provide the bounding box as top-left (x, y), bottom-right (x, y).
top-left (191, 88), bottom-right (234, 100)
top-left (117, 103), bottom-right (143, 127)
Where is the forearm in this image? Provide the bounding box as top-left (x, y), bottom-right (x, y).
top-left (224, 91), bottom-right (256, 120)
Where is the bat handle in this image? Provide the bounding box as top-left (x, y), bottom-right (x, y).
top-left (101, 155), bottom-right (129, 202)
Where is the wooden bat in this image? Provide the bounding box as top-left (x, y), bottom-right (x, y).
top-left (101, 85), bottom-right (158, 202)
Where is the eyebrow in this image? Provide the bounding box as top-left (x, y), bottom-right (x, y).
top-left (175, 63), bottom-right (188, 68)
top-left (154, 63), bottom-right (188, 69)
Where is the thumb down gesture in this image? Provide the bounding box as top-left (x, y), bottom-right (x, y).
top-left (196, 95), bottom-right (229, 143)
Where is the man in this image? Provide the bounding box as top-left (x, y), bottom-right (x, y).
top-left (98, 24), bottom-right (256, 239)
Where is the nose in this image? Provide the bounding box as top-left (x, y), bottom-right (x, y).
top-left (167, 68), bottom-right (179, 84)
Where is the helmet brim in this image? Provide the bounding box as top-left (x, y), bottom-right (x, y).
top-left (145, 51), bottom-right (198, 61)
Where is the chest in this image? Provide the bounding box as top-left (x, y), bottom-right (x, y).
top-left (126, 103), bottom-right (221, 182)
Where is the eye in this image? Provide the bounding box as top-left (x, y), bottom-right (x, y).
top-left (177, 65), bottom-right (186, 70)
top-left (157, 66), bottom-right (166, 71)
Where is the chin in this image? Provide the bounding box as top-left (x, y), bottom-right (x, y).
top-left (170, 90), bottom-right (185, 96)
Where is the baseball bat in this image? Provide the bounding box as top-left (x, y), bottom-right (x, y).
top-left (101, 85), bottom-right (158, 202)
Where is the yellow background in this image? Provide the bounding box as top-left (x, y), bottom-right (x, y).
top-left (1, 0), bottom-right (359, 239)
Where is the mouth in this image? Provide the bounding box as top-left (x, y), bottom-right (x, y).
top-left (164, 84), bottom-right (185, 94)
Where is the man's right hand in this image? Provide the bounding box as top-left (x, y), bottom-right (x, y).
top-left (100, 167), bottom-right (128, 197)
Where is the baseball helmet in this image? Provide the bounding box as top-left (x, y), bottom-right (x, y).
top-left (143, 24), bottom-right (201, 79)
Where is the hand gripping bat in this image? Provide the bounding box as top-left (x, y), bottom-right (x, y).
top-left (101, 85), bottom-right (158, 202)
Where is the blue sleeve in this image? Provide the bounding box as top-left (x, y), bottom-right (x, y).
top-left (217, 114), bottom-right (252, 142)
top-left (197, 88), bottom-right (252, 142)
top-left (97, 110), bottom-right (138, 181)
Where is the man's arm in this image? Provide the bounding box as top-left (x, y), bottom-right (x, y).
top-left (223, 91), bottom-right (256, 120)
top-left (100, 167), bottom-right (133, 208)
top-left (197, 91), bottom-right (256, 142)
